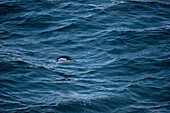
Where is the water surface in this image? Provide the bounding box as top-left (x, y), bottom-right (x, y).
top-left (0, 0), bottom-right (170, 112)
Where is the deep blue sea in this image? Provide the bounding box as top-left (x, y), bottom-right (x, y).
top-left (0, 0), bottom-right (170, 112)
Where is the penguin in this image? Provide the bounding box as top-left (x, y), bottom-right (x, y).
top-left (56, 56), bottom-right (75, 62)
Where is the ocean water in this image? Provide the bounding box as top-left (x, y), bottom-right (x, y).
top-left (0, 0), bottom-right (170, 112)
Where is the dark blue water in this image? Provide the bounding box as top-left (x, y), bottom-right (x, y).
top-left (0, 0), bottom-right (170, 112)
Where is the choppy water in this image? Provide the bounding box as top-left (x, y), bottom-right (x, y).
top-left (0, 0), bottom-right (170, 112)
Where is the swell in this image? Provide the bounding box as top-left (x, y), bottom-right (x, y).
top-left (127, 0), bottom-right (170, 5)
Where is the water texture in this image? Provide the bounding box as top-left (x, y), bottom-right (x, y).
top-left (0, 0), bottom-right (170, 112)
